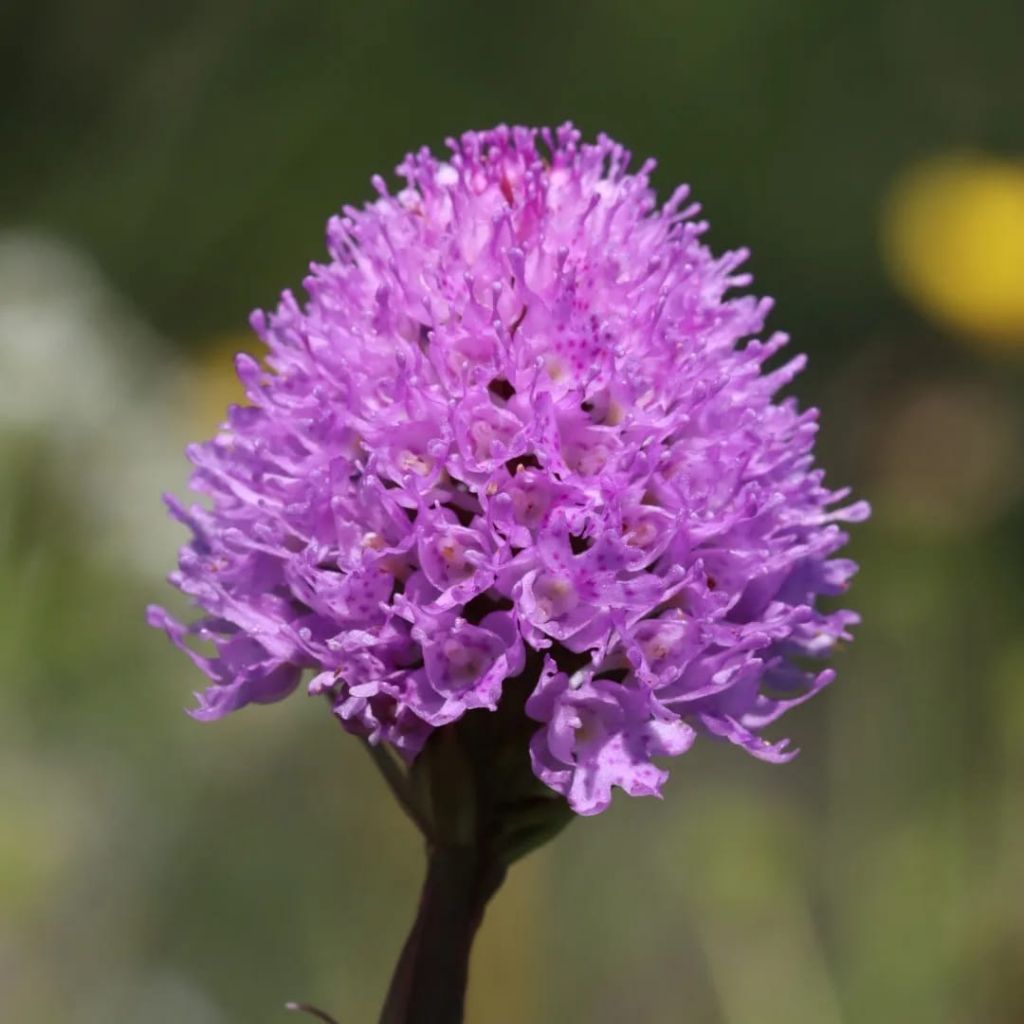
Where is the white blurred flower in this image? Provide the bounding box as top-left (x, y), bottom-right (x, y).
top-left (0, 231), bottom-right (189, 576)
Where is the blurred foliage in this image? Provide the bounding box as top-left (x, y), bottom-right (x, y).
top-left (2, 1), bottom-right (1023, 1022)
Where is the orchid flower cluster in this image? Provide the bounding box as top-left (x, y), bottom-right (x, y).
top-left (150, 123), bottom-right (867, 818)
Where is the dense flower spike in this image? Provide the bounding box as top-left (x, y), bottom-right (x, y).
top-left (150, 124), bottom-right (868, 815)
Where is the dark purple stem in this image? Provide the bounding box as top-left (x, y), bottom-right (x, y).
top-left (378, 844), bottom-right (505, 1024)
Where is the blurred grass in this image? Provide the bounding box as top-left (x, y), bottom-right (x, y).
top-left (2, 1), bottom-right (1023, 1022)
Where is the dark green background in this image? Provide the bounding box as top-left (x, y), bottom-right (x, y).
top-left (2, 2), bottom-right (1022, 1021)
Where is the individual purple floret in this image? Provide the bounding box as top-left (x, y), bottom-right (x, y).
top-left (149, 123), bottom-right (868, 815)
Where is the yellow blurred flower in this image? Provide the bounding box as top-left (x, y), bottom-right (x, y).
top-left (186, 333), bottom-right (252, 435)
top-left (881, 154), bottom-right (1024, 350)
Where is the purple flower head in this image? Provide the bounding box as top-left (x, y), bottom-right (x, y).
top-left (150, 123), bottom-right (868, 816)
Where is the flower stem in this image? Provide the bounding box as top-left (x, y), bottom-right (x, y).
top-left (378, 843), bottom-right (505, 1024)
top-left (372, 667), bottom-right (571, 1023)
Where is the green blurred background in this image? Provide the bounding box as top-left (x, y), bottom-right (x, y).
top-left (2, 2), bottom-right (1023, 1021)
